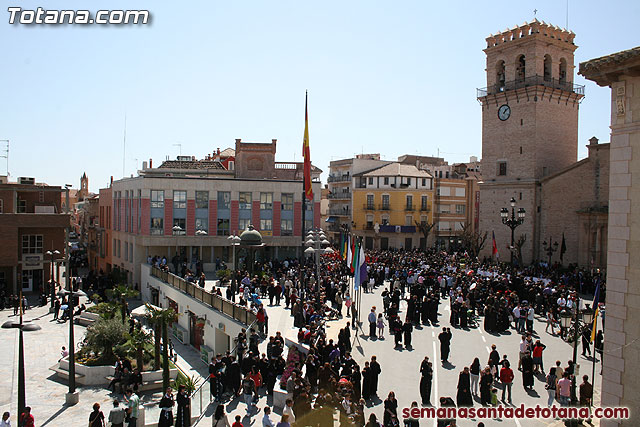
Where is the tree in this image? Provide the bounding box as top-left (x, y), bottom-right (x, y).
top-left (106, 284), bottom-right (139, 324)
top-left (415, 220), bottom-right (435, 250)
top-left (460, 222), bottom-right (488, 259)
top-left (145, 304), bottom-right (179, 389)
top-left (129, 327), bottom-right (153, 372)
top-left (84, 317), bottom-right (128, 365)
top-left (514, 234), bottom-right (527, 266)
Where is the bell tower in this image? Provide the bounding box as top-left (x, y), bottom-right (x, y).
top-left (79, 172), bottom-right (89, 200)
top-left (477, 20), bottom-right (584, 263)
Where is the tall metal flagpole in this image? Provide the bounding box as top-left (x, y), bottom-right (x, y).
top-left (300, 92), bottom-right (308, 293)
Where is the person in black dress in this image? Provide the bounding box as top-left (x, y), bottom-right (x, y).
top-left (383, 391), bottom-right (398, 427)
top-left (456, 367), bottom-right (473, 407)
top-left (521, 351), bottom-right (535, 390)
top-left (175, 385), bottom-right (190, 427)
top-left (361, 362), bottom-right (372, 401)
top-left (158, 388), bottom-right (174, 427)
top-left (420, 357), bottom-right (433, 405)
top-left (403, 319), bottom-right (413, 348)
top-left (480, 367), bottom-right (493, 406)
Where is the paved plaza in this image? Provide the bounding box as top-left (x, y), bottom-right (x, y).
top-left (0, 278), bottom-right (602, 427)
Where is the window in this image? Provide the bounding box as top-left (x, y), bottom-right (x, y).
top-left (421, 196), bottom-right (428, 210)
top-left (439, 205), bottom-right (451, 214)
top-left (421, 178), bottom-right (427, 187)
top-left (406, 195), bottom-right (413, 210)
top-left (559, 58), bottom-right (567, 84)
top-left (420, 215), bottom-right (428, 226)
top-left (260, 219), bottom-right (273, 231)
top-left (456, 204), bottom-right (466, 214)
top-left (455, 187), bottom-right (466, 197)
top-left (239, 218), bottom-right (251, 231)
top-left (227, 160), bottom-right (235, 170)
top-left (281, 219), bottom-right (293, 236)
top-left (304, 219), bottom-right (313, 231)
top-left (260, 193), bottom-right (273, 210)
top-left (382, 194), bottom-right (390, 209)
top-left (173, 191), bottom-right (187, 209)
top-left (21, 235), bottom-right (43, 254)
top-left (217, 218), bottom-right (230, 236)
top-left (151, 190), bottom-right (164, 208)
top-left (195, 218), bottom-right (208, 232)
top-left (381, 215), bottom-right (389, 225)
top-left (218, 191), bottom-right (231, 210)
top-left (366, 194), bottom-right (374, 209)
top-left (151, 218), bottom-right (164, 235)
top-left (124, 242), bottom-right (128, 261)
top-left (281, 193), bottom-right (293, 211)
top-left (405, 215), bottom-right (413, 226)
top-left (239, 192), bottom-right (252, 210)
top-left (498, 161), bottom-right (507, 176)
top-left (172, 218), bottom-right (186, 235)
top-left (438, 187), bottom-right (451, 197)
top-left (196, 191), bottom-right (209, 209)
top-left (368, 177), bottom-right (374, 185)
top-left (117, 239), bottom-right (121, 258)
top-left (129, 243), bottom-right (133, 262)
top-left (17, 199), bottom-right (26, 213)
top-left (496, 60), bottom-right (506, 91)
top-left (0, 199), bottom-right (3, 213)
top-left (383, 177), bottom-right (389, 185)
top-left (544, 54), bottom-right (552, 82)
top-left (516, 54), bottom-right (526, 82)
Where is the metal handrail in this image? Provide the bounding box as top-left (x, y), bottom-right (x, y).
top-left (150, 266), bottom-right (257, 326)
top-left (477, 75), bottom-right (585, 97)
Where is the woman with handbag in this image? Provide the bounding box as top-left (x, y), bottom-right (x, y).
top-left (88, 403), bottom-right (105, 427)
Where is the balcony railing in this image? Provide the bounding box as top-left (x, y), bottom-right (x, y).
top-left (150, 266), bottom-right (257, 326)
top-left (420, 206), bottom-right (431, 212)
top-left (328, 208), bottom-right (350, 216)
top-left (477, 76), bottom-right (585, 98)
top-left (328, 192), bottom-right (351, 200)
top-left (327, 175), bottom-right (351, 183)
top-left (379, 204), bottom-right (391, 211)
top-left (363, 204), bottom-right (375, 211)
top-left (405, 204), bottom-right (415, 211)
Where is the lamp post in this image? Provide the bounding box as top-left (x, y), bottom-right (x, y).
top-left (559, 303), bottom-right (594, 406)
top-left (2, 291), bottom-right (41, 426)
top-left (58, 287), bottom-right (87, 405)
top-left (227, 234), bottom-right (241, 297)
top-left (304, 229), bottom-right (330, 298)
top-left (500, 197), bottom-right (526, 266)
top-left (46, 249), bottom-right (60, 309)
top-left (542, 237), bottom-right (559, 266)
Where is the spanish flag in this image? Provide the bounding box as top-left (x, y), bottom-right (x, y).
top-left (302, 92), bottom-right (313, 201)
top-left (590, 282), bottom-right (600, 343)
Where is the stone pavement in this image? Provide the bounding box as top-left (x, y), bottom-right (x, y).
top-left (0, 280), bottom-right (603, 427)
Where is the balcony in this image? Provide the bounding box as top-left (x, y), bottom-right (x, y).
top-left (379, 204), bottom-right (391, 211)
top-left (420, 206), bottom-right (431, 212)
top-left (327, 175), bottom-right (351, 183)
top-left (363, 204), bottom-right (375, 211)
top-left (405, 204), bottom-right (415, 211)
top-left (364, 224), bottom-right (374, 230)
top-left (477, 76), bottom-right (585, 98)
top-left (328, 208), bottom-right (350, 216)
top-left (328, 192), bottom-right (351, 200)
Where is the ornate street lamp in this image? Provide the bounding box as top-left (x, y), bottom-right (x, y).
top-left (500, 197), bottom-right (525, 265)
top-left (2, 293), bottom-right (41, 425)
top-left (57, 287), bottom-right (87, 404)
top-left (542, 238), bottom-right (559, 266)
top-left (560, 303), bottom-right (594, 405)
top-left (45, 249), bottom-right (60, 309)
top-left (227, 234), bottom-right (241, 298)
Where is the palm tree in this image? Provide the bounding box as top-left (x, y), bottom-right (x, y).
top-left (107, 284), bottom-right (139, 324)
top-left (129, 327), bottom-right (152, 372)
top-left (145, 304), bottom-right (179, 389)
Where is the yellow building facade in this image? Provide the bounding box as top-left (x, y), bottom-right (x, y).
top-left (351, 163), bottom-right (434, 250)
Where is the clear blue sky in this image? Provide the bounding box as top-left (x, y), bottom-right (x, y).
top-left (1, 0), bottom-right (638, 192)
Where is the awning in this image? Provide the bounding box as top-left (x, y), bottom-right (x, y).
top-left (131, 303), bottom-right (161, 319)
top-left (325, 216), bottom-right (338, 223)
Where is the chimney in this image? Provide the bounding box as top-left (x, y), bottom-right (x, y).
top-left (110, 176), bottom-right (113, 186)
top-left (589, 136), bottom-right (599, 146)
top-left (217, 147), bottom-right (220, 155)
top-left (149, 158), bottom-right (153, 168)
top-left (142, 161), bottom-right (148, 170)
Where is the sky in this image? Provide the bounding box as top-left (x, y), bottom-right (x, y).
top-left (1, 0), bottom-right (639, 192)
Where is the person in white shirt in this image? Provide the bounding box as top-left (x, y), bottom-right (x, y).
top-left (262, 406), bottom-right (275, 427)
top-left (283, 399), bottom-right (296, 424)
top-left (1, 411), bottom-right (11, 427)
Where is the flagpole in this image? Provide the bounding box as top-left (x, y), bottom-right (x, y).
top-left (300, 91), bottom-right (309, 295)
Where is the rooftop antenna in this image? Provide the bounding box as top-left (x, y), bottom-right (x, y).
top-left (122, 114), bottom-right (127, 178)
top-left (0, 139), bottom-right (8, 176)
top-left (566, 0), bottom-right (569, 29)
